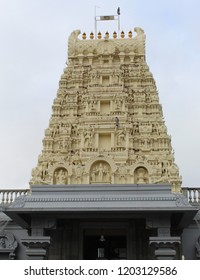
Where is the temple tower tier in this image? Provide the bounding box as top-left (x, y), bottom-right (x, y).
top-left (30, 28), bottom-right (182, 192)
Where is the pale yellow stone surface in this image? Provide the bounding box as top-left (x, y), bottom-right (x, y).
top-left (30, 28), bottom-right (182, 192)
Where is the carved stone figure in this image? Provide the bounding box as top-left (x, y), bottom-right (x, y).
top-left (0, 237), bottom-right (6, 248)
top-left (91, 71), bottom-right (100, 85)
top-left (88, 97), bottom-right (97, 111)
top-left (114, 98), bottom-right (122, 110)
top-left (118, 164), bottom-right (127, 183)
top-left (112, 71), bottom-right (119, 84)
top-left (90, 162), bottom-right (111, 183)
top-left (117, 129), bottom-right (126, 146)
top-left (51, 125), bottom-right (60, 137)
top-left (71, 124), bottom-right (78, 135)
top-left (84, 126), bottom-right (94, 147)
top-left (134, 167), bottom-right (148, 184)
top-left (54, 168), bottom-right (68, 184)
top-left (74, 163), bottom-right (83, 178)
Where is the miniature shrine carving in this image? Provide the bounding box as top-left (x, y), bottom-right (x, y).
top-left (90, 161), bottom-right (111, 184)
top-left (53, 168), bottom-right (68, 184)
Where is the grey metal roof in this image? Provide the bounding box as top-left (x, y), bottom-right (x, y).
top-left (3, 184), bottom-right (195, 212)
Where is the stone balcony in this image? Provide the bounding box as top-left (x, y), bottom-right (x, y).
top-left (0, 189), bottom-right (30, 205)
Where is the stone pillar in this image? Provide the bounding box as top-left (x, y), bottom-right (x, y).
top-left (21, 237), bottom-right (51, 260)
top-left (149, 236), bottom-right (180, 260)
top-left (95, 133), bottom-right (99, 149)
top-left (147, 215), bottom-right (181, 260)
top-left (21, 216), bottom-right (54, 259)
top-left (111, 132), bottom-right (115, 147)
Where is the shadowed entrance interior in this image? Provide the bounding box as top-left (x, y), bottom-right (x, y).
top-left (83, 231), bottom-right (127, 260)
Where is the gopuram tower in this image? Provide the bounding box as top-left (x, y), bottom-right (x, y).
top-left (30, 28), bottom-right (182, 192)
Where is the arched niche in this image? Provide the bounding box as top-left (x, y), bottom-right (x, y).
top-left (90, 160), bottom-right (111, 184)
top-left (53, 167), bottom-right (68, 185)
top-left (134, 166), bottom-right (149, 184)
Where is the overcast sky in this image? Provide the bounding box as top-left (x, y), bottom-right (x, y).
top-left (0, 0), bottom-right (199, 189)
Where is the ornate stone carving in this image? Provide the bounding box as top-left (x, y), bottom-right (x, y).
top-left (116, 129), bottom-right (126, 146)
top-left (68, 27), bottom-right (146, 58)
top-left (97, 39), bottom-right (115, 55)
top-left (21, 236), bottom-right (51, 260)
top-left (118, 163), bottom-right (128, 183)
top-left (30, 26), bottom-right (181, 191)
top-left (68, 29), bottom-right (81, 56)
top-left (149, 236), bottom-right (181, 260)
top-left (83, 126), bottom-right (94, 148)
top-left (74, 163), bottom-right (84, 184)
top-left (0, 230), bottom-right (18, 259)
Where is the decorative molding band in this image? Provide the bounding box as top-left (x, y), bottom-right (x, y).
top-left (15, 195), bottom-right (176, 204)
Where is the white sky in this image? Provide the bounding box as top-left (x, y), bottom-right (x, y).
top-left (0, 0), bottom-right (199, 189)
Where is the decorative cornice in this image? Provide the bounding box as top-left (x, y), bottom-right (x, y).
top-left (24, 196), bottom-right (176, 203)
top-left (68, 27), bottom-right (146, 57)
top-left (21, 237), bottom-right (51, 248)
top-left (149, 236), bottom-right (181, 245)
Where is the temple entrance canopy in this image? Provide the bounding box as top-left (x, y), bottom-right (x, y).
top-left (3, 184), bottom-right (197, 260)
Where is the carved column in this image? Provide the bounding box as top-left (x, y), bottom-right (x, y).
top-left (21, 217), bottom-right (54, 259)
top-left (149, 237), bottom-right (180, 260)
top-left (147, 215), bottom-right (181, 260)
top-left (21, 237), bottom-right (51, 260)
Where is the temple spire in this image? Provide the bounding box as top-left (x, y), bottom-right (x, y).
top-left (30, 26), bottom-right (181, 192)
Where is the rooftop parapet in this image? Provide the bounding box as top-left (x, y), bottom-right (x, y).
top-left (68, 27), bottom-right (146, 58)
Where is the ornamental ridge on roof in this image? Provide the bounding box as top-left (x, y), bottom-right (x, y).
top-left (68, 28), bottom-right (146, 58)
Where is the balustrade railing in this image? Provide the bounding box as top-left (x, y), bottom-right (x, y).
top-left (182, 187), bottom-right (200, 204)
top-left (0, 189), bottom-right (30, 205)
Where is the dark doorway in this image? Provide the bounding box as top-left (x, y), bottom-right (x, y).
top-left (83, 234), bottom-right (127, 260)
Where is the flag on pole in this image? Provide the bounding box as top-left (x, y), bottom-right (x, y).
top-left (100, 15), bottom-right (115, 21)
top-left (117, 7), bottom-right (120, 15)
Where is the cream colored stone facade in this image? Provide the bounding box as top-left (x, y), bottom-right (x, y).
top-left (30, 28), bottom-right (182, 192)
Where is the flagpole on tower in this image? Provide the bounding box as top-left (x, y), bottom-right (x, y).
top-left (117, 7), bottom-right (121, 37)
top-left (94, 7), bottom-right (121, 39)
top-left (94, 6), bottom-right (97, 39)
top-left (94, 6), bottom-right (100, 39)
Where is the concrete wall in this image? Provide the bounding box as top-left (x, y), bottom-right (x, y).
top-left (182, 222), bottom-right (200, 260)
